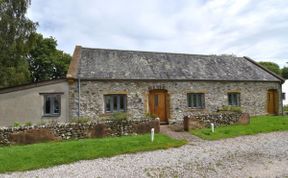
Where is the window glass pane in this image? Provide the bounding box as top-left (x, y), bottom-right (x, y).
top-left (192, 94), bottom-right (197, 107)
top-left (105, 94), bottom-right (127, 113)
top-left (105, 96), bottom-right (111, 112)
top-left (228, 94), bottom-right (232, 105)
top-left (119, 95), bottom-right (125, 111)
top-left (54, 96), bottom-right (60, 114)
top-left (188, 93), bottom-right (204, 108)
top-left (196, 94), bottom-right (200, 107)
top-left (228, 93), bottom-right (240, 106)
top-left (45, 96), bottom-right (51, 114)
top-left (43, 94), bottom-right (61, 116)
top-left (113, 95), bottom-right (118, 111)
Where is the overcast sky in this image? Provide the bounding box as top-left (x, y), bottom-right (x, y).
top-left (27, 0), bottom-right (288, 67)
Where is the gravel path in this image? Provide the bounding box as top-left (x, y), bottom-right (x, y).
top-left (2, 131), bottom-right (288, 178)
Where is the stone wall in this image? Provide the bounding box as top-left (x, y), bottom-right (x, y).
top-left (69, 80), bottom-right (282, 122)
top-left (183, 112), bottom-right (249, 131)
top-left (0, 119), bottom-right (160, 146)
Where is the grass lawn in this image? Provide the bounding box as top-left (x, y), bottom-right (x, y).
top-left (191, 115), bottom-right (288, 140)
top-left (0, 134), bottom-right (186, 173)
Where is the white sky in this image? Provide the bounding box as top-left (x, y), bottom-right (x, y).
top-left (27, 0), bottom-right (288, 67)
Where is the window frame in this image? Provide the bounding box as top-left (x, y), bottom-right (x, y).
top-left (104, 94), bottom-right (127, 113)
top-left (42, 94), bottom-right (61, 117)
top-left (228, 92), bottom-right (241, 106)
top-left (187, 93), bottom-right (205, 109)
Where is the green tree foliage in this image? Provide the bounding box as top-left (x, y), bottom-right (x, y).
top-left (27, 34), bottom-right (71, 82)
top-left (0, 0), bottom-right (37, 88)
top-left (258, 62), bottom-right (281, 76)
top-left (282, 67), bottom-right (288, 79)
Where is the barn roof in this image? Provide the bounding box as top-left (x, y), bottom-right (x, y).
top-left (67, 46), bottom-right (284, 83)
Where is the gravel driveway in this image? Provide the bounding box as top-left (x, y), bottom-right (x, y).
top-left (2, 131), bottom-right (288, 178)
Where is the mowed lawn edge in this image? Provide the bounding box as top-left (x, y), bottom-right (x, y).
top-left (0, 134), bottom-right (186, 173)
top-left (191, 115), bottom-right (288, 140)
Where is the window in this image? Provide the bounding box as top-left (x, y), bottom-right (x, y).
top-left (187, 93), bottom-right (205, 109)
top-left (43, 94), bottom-right (61, 116)
top-left (105, 94), bottom-right (127, 112)
top-left (228, 93), bottom-right (240, 106)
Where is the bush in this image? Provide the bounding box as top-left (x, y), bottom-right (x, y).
top-left (24, 122), bottom-right (32, 126)
top-left (111, 112), bottom-right (128, 121)
top-left (13, 122), bottom-right (21, 127)
top-left (70, 117), bottom-right (91, 124)
top-left (284, 105), bottom-right (288, 112)
top-left (144, 112), bottom-right (157, 119)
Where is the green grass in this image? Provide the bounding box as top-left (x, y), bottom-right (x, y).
top-left (191, 115), bottom-right (288, 140)
top-left (0, 134), bottom-right (186, 173)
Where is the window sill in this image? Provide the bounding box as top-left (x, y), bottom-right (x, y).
top-left (42, 114), bottom-right (61, 118)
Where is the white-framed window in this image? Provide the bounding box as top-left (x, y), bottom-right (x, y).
top-left (228, 93), bottom-right (240, 106)
top-left (187, 93), bottom-right (205, 109)
top-left (104, 94), bottom-right (127, 113)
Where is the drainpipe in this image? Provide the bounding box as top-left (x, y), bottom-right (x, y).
top-left (280, 82), bottom-right (284, 115)
top-left (77, 72), bottom-right (81, 120)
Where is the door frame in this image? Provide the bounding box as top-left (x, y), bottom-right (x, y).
top-left (148, 89), bottom-right (169, 124)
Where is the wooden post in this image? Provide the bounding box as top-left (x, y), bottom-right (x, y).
top-left (183, 116), bottom-right (190, 131)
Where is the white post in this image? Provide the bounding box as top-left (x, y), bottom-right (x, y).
top-left (151, 128), bottom-right (155, 142)
top-left (211, 123), bottom-right (215, 133)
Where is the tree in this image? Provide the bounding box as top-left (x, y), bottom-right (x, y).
top-left (0, 0), bottom-right (37, 88)
top-left (258, 62), bottom-right (281, 76)
top-left (282, 67), bottom-right (288, 79)
top-left (27, 34), bottom-right (71, 82)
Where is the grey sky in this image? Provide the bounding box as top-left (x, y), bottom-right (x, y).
top-left (27, 0), bottom-right (288, 66)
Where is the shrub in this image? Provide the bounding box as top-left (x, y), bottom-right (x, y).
top-left (13, 122), bottom-right (21, 127)
top-left (70, 117), bottom-right (91, 124)
top-left (284, 105), bottom-right (288, 112)
top-left (111, 112), bottom-right (128, 121)
top-left (144, 112), bottom-right (157, 119)
top-left (24, 122), bottom-right (32, 126)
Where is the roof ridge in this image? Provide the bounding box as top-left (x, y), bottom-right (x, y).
top-left (80, 46), bottom-right (241, 58)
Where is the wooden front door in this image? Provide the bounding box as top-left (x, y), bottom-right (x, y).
top-left (267, 89), bottom-right (278, 114)
top-left (149, 90), bottom-right (168, 123)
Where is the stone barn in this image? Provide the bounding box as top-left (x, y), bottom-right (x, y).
top-left (66, 46), bottom-right (284, 124)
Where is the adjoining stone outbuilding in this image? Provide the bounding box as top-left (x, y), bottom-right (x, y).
top-left (67, 46), bottom-right (285, 124)
top-left (0, 46), bottom-right (285, 126)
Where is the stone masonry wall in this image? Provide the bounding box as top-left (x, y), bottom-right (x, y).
top-left (0, 119), bottom-right (160, 146)
top-left (183, 112), bottom-right (249, 131)
top-left (69, 80), bottom-right (281, 122)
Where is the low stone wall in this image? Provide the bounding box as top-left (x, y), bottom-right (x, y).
top-left (184, 112), bottom-right (250, 131)
top-left (0, 119), bottom-right (160, 146)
